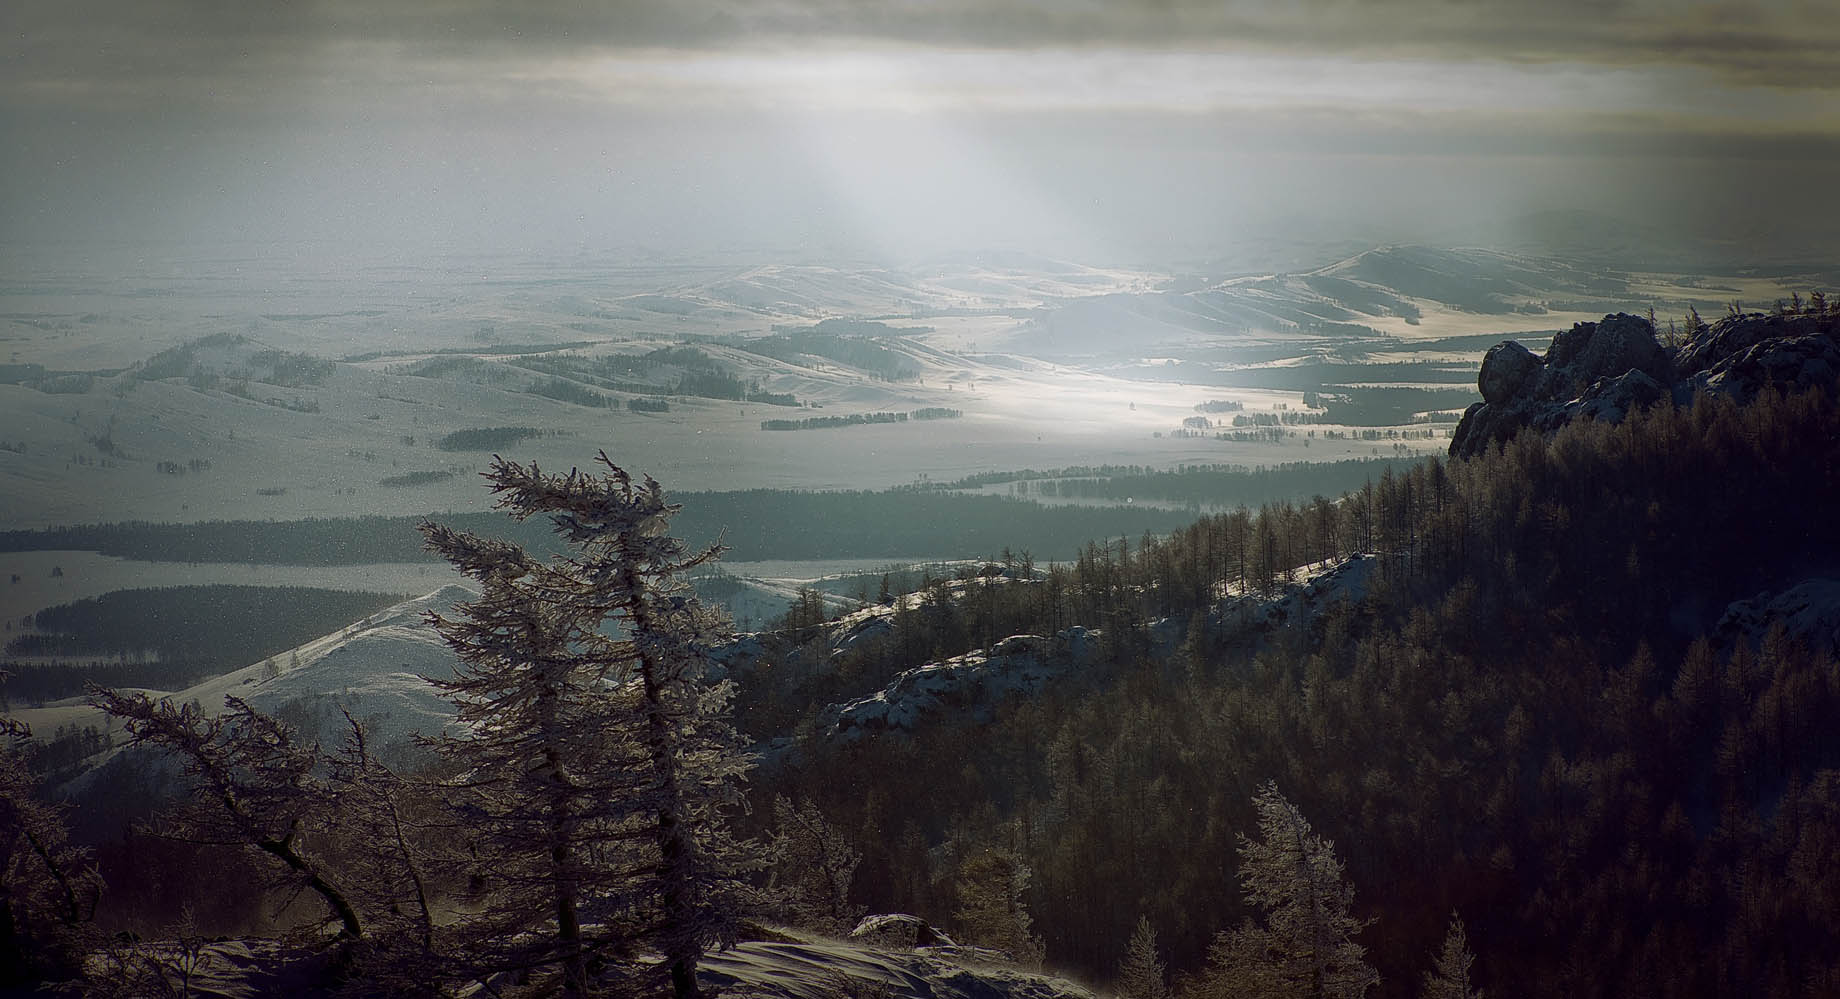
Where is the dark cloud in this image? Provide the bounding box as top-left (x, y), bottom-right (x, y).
top-left (4, 0), bottom-right (1837, 110)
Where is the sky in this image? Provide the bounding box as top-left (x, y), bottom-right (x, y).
top-left (3, 0), bottom-right (1836, 268)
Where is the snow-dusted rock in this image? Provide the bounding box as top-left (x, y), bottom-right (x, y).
top-left (1208, 554), bottom-right (1375, 637)
top-left (833, 613), bottom-right (895, 652)
top-left (824, 627), bottom-right (1101, 741)
top-left (1714, 578), bottom-right (1840, 657)
top-left (851, 914), bottom-right (958, 949)
top-left (699, 937), bottom-right (1096, 999)
top-left (1479, 339), bottom-right (1543, 405)
top-left (1452, 311), bottom-right (1840, 459)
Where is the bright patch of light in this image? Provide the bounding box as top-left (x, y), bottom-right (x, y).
top-left (485, 43), bottom-right (1837, 127)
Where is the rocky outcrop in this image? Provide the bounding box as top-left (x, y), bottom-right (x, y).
top-left (700, 936), bottom-right (1096, 999)
top-left (1452, 310), bottom-right (1840, 458)
top-left (1714, 579), bottom-right (1840, 658)
top-left (799, 556), bottom-right (1377, 748)
top-left (822, 627), bottom-right (1103, 740)
top-left (851, 914), bottom-right (959, 949)
top-left (1479, 340), bottom-right (1543, 404)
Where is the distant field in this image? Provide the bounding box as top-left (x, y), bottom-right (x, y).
top-left (1, 584), bottom-right (408, 705)
top-left (3, 245), bottom-right (1793, 537)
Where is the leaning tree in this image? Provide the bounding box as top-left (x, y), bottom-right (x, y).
top-left (421, 452), bottom-right (759, 999)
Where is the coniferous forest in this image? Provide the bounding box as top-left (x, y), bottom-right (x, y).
top-left (742, 382), bottom-right (1840, 998)
top-left (6, 357), bottom-right (1840, 995)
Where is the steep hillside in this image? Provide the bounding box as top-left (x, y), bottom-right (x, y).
top-left (1451, 308), bottom-right (1840, 457)
top-left (746, 310), bottom-right (1840, 999)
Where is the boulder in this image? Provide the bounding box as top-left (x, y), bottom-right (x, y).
top-left (1677, 312), bottom-right (1833, 376)
top-left (850, 913), bottom-right (958, 949)
top-left (1448, 400), bottom-right (1526, 459)
top-left (1696, 327), bottom-right (1840, 401)
top-left (1479, 340), bottom-right (1542, 405)
top-left (1713, 579), bottom-right (1840, 658)
top-left (1570, 368), bottom-right (1666, 424)
top-left (1534, 312), bottom-right (1674, 400)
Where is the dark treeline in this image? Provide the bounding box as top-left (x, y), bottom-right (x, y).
top-left (0, 492), bottom-right (1200, 565)
top-left (1138, 360), bottom-right (1477, 390)
top-left (752, 386), bottom-right (1840, 999)
top-left (914, 457), bottom-right (1419, 508)
top-left (761, 411), bottom-right (910, 431)
top-left (731, 331), bottom-right (921, 382)
top-left (760, 409), bottom-right (961, 431)
top-left (3, 586), bottom-right (407, 703)
top-left (510, 346), bottom-right (802, 406)
top-left (436, 426), bottom-right (558, 451)
top-left (1131, 360), bottom-right (1480, 425)
top-left (1316, 387), bottom-right (1482, 426)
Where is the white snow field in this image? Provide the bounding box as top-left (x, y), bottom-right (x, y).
top-left (0, 247), bottom-right (1649, 532)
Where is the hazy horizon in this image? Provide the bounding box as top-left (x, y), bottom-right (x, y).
top-left (6, 1), bottom-right (1837, 271)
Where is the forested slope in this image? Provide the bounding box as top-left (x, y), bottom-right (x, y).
top-left (752, 376), bottom-right (1840, 999)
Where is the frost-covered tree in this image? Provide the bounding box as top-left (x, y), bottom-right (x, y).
top-left (87, 690), bottom-right (363, 941)
top-left (0, 715), bottom-right (101, 984)
top-left (768, 795), bottom-right (863, 935)
top-left (953, 846), bottom-right (1045, 969)
top-left (1202, 782), bottom-right (1376, 999)
top-left (323, 710), bottom-right (447, 990)
top-left (1421, 913), bottom-right (1481, 999)
top-left (1116, 915), bottom-right (1168, 999)
top-left (422, 452), bottom-right (760, 999)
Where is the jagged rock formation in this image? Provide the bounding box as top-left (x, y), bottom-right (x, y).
top-left (821, 627), bottom-right (1103, 740)
top-left (699, 937), bottom-right (1096, 999)
top-left (1451, 310), bottom-right (1840, 458)
top-left (1714, 578), bottom-right (1840, 658)
top-left (851, 914), bottom-right (960, 949)
top-left (1206, 553), bottom-right (1376, 638)
top-left (754, 556), bottom-right (1379, 747)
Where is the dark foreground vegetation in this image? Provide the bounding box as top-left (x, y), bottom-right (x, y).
top-left (7, 314), bottom-right (1840, 997)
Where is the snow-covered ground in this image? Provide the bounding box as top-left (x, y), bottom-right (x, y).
top-left (13, 585), bottom-right (473, 755)
top-left (0, 247), bottom-right (1640, 532)
top-left (83, 927), bottom-right (1099, 999)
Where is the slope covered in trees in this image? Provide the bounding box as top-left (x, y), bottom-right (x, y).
top-left (13, 314), bottom-right (1840, 998)
top-left (750, 381), bottom-right (1840, 998)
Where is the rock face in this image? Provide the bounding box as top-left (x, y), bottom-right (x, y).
top-left (699, 936), bottom-right (1096, 999)
top-left (1451, 310), bottom-right (1840, 458)
top-left (1714, 579), bottom-right (1840, 658)
top-left (1479, 340), bottom-right (1543, 404)
top-left (822, 627), bottom-right (1103, 740)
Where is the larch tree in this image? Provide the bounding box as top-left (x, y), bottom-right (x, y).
top-left (323, 710), bottom-right (446, 990)
top-left (952, 846), bottom-right (1046, 969)
top-left (1421, 913), bottom-right (1481, 999)
top-left (1203, 781), bottom-right (1377, 999)
top-left (421, 452), bottom-right (760, 999)
top-left (0, 715), bottom-right (101, 985)
top-left (767, 795), bottom-right (863, 935)
top-left (1116, 914), bottom-right (1168, 999)
top-left (86, 690), bottom-right (363, 942)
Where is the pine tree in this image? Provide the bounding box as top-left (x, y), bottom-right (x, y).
top-left (1117, 914), bottom-right (1169, 999)
top-left (421, 452), bottom-right (760, 999)
top-left (1421, 913), bottom-right (1481, 999)
top-left (953, 846), bottom-right (1046, 969)
top-left (1204, 781), bottom-right (1377, 999)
